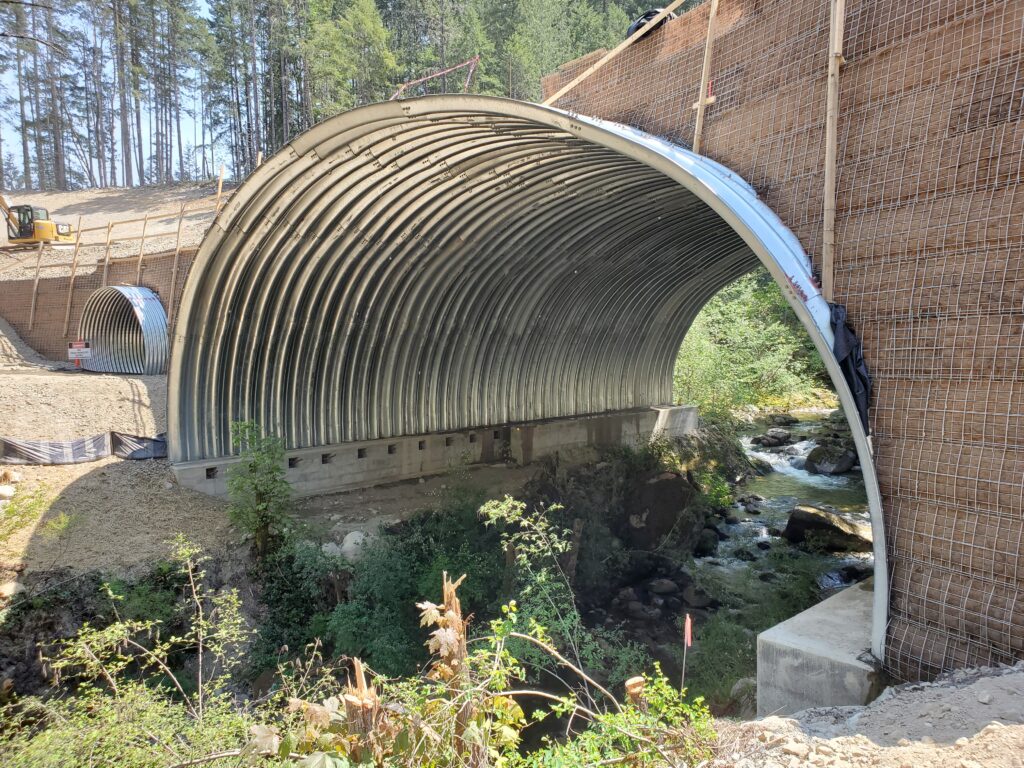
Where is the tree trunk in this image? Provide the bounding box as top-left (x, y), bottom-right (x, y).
top-left (15, 5), bottom-right (32, 190)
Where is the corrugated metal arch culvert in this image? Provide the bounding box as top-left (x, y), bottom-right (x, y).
top-left (79, 285), bottom-right (168, 375)
top-left (167, 95), bottom-right (888, 659)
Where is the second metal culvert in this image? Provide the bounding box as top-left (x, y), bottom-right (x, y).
top-left (78, 285), bottom-right (169, 375)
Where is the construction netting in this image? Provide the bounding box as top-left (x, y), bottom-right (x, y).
top-left (544, 0), bottom-right (1024, 680)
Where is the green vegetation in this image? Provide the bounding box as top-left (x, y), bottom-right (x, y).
top-left (674, 268), bottom-right (836, 415)
top-left (0, 538), bottom-right (716, 767)
top-left (228, 421), bottom-right (293, 559)
top-left (684, 550), bottom-right (824, 709)
top-left (0, 0), bottom-right (707, 191)
top-left (0, 485), bottom-right (51, 547)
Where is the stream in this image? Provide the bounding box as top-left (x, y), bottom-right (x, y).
top-left (698, 413), bottom-right (874, 592)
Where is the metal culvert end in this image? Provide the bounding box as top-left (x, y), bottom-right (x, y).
top-left (78, 285), bottom-right (169, 375)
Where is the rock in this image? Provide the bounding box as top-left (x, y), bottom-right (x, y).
top-left (766, 427), bottom-right (791, 442)
top-left (805, 444), bottom-right (857, 475)
top-left (694, 528), bottom-right (719, 557)
top-left (321, 541), bottom-right (344, 557)
top-left (758, 571), bottom-right (777, 582)
top-left (0, 469), bottom-right (23, 484)
top-left (733, 548), bottom-right (757, 562)
top-left (0, 582), bottom-right (25, 599)
top-left (780, 741), bottom-right (809, 759)
top-left (617, 587), bottom-right (639, 604)
top-left (340, 530), bottom-right (371, 561)
top-left (976, 690), bottom-right (992, 705)
top-left (682, 583), bottom-right (713, 608)
top-left (768, 413), bottom-right (798, 426)
top-left (725, 513), bottom-right (740, 525)
top-left (783, 505), bottom-right (873, 552)
top-left (626, 600), bottom-right (647, 620)
top-left (729, 676), bottom-right (757, 718)
top-left (625, 472), bottom-right (702, 551)
top-left (840, 562), bottom-right (873, 582)
top-left (756, 540), bottom-right (771, 551)
top-left (0, 485), bottom-right (15, 501)
top-left (647, 578), bottom-right (679, 595)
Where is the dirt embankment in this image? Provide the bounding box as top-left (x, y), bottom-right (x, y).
top-left (1, 182), bottom-right (231, 281)
top-left (714, 663), bottom-right (1024, 768)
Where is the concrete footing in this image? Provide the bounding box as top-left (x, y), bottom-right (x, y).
top-left (757, 579), bottom-right (884, 716)
top-left (173, 405), bottom-right (697, 498)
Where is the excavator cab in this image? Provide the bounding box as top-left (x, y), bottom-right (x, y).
top-left (2, 196), bottom-right (75, 246)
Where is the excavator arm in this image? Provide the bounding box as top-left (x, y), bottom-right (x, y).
top-left (0, 195), bottom-right (21, 240)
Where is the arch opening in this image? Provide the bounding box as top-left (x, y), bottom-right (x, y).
top-left (168, 95), bottom-right (887, 658)
top-left (79, 285), bottom-right (169, 375)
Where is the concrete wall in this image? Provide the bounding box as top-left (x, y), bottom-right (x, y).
top-left (174, 405), bottom-right (697, 497)
top-left (757, 580), bottom-right (885, 716)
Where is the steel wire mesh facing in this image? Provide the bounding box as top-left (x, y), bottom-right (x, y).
top-left (543, 0), bottom-right (1024, 680)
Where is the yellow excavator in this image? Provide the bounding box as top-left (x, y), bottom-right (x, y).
top-left (1, 194), bottom-right (75, 250)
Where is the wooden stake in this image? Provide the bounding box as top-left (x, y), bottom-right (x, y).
top-left (542, 0), bottom-right (688, 106)
top-left (215, 164), bottom-right (226, 214)
top-left (28, 242), bottom-right (44, 331)
top-left (61, 215), bottom-right (84, 337)
top-left (134, 213), bottom-right (150, 285)
top-left (166, 204), bottom-right (187, 329)
top-left (821, 0), bottom-right (847, 303)
top-left (100, 222), bottom-right (114, 287)
top-left (255, 150), bottom-right (263, 167)
top-left (692, 0), bottom-right (721, 155)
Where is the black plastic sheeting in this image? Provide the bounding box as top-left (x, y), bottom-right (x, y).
top-left (830, 303), bottom-right (872, 433)
top-left (0, 432), bottom-right (167, 465)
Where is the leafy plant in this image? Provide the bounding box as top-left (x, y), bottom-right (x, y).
top-left (480, 495), bottom-right (649, 692)
top-left (227, 420), bottom-right (292, 559)
top-left (674, 268), bottom-right (834, 414)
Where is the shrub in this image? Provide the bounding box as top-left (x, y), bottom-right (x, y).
top-left (227, 421), bottom-right (292, 559)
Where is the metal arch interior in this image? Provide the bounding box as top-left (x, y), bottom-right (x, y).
top-left (79, 285), bottom-right (169, 375)
top-left (168, 95), bottom-right (888, 658)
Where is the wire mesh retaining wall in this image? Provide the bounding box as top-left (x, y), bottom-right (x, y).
top-left (0, 191), bottom-right (229, 361)
top-left (543, 0), bottom-right (1024, 680)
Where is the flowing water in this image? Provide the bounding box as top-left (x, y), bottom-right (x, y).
top-left (699, 413), bottom-right (873, 590)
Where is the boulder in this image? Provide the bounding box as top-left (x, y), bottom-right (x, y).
top-left (340, 530), bottom-right (371, 561)
top-left (729, 676), bottom-right (758, 718)
top-left (768, 413), bottom-right (798, 426)
top-left (682, 583), bottom-right (713, 608)
top-left (647, 578), bottom-right (679, 595)
top-left (782, 505), bottom-right (872, 552)
top-left (0, 485), bottom-right (15, 501)
top-left (625, 472), bottom-right (702, 550)
top-left (804, 444), bottom-right (857, 475)
top-left (694, 528), bottom-right (719, 557)
top-left (752, 428), bottom-right (793, 448)
top-left (321, 541), bottom-right (344, 558)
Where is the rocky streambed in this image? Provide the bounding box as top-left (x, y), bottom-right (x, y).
top-left (573, 409), bottom-right (875, 713)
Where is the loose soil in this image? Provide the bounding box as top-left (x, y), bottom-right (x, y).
top-left (713, 664), bottom-right (1024, 767)
top-left (0, 182), bottom-right (231, 281)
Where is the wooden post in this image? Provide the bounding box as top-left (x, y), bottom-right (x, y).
top-left (215, 164), bottom-right (226, 214)
top-left (28, 242), bottom-right (44, 331)
top-left (821, 0), bottom-right (847, 303)
top-left (100, 221), bottom-right (114, 287)
top-left (255, 150), bottom-right (263, 167)
top-left (166, 203), bottom-right (187, 329)
top-left (691, 0), bottom-right (721, 155)
top-left (61, 215), bottom-right (84, 337)
top-left (134, 214), bottom-right (150, 285)
top-left (542, 0), bottom-right (687, 106)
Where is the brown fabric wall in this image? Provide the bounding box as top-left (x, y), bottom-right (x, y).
top-left (543, 0), bottom-right (1024, 679)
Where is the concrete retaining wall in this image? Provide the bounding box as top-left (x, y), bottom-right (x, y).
top-left (174, 405), bottom-right (697, 498)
